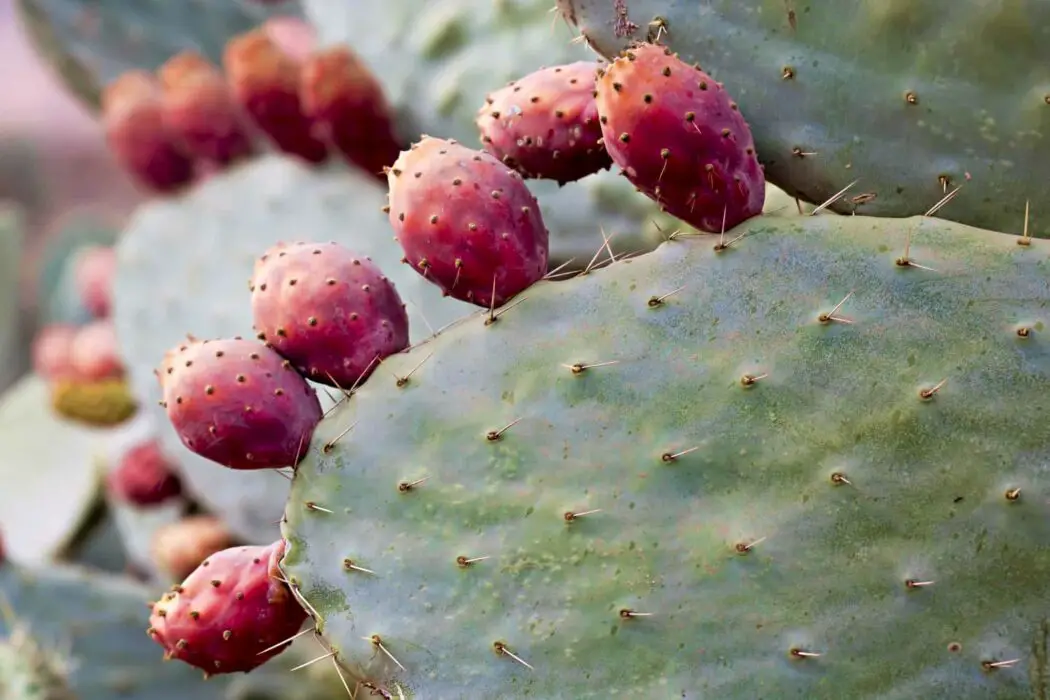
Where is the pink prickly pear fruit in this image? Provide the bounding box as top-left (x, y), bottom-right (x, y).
top-left (105, 438), bottom-right (183, 507)
top-left (69, 319), bottom-right (124, 381)
top-left (387, 137), bottom-right (550, 308)
top-left (594, 43), bottom-right (765, 233)
top-left (263, 16), bottom-right (316, 63)
top-left (249, 242), bottom-right (409, 388)
top-left (223, 29), bottom-right (328, 165)
top-left (102, 71), bottom-right (195, 193)
top-left (301, 46), bottom-right (403, 181)
top-left (73, 245), bottom-right (116, 318)
top-left (32, 324), bottom-right (78, 380)
top-left (158, 52), bottom-right (255, 167)
top-left (156, 337), bottom-right (322, 470)
top-left (151, 515), bottom-right (236, 582)
top-left (477, 61), bottom-right (612, 185)
top-left (147, 539), bottom-right (308, 674)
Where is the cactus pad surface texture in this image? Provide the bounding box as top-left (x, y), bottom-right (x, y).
top-left (557, 0), bottom-right (1050, 236)
top-left (281, 210), bottom-right (1050, 698)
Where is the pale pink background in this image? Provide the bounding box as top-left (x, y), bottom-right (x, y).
top-left (0, 0), bottom-right (143, 309)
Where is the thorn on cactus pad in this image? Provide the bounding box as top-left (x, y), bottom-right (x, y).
top-left (364, 635), bottom-right (406, 671)
top-left (918, 379), bottom-right (947, 401)
top-left (563, 508), bottom-right (601, 522)
top-left (904, 578), bottom-right (935, 589)
top-left (486, 417), bottom-right (523, 441)
top-left (1017, 200), bottom-right (1033, 246)
top-left (562, 360), bottom-right (620, 374)
top-left (304, 501), bottom-right (332, 513)
top-left (739, 372), bottom-right (767, 387)
top-left (660, 446), bottom-right (699, 462)
top-left (393, 352), bottom-right (433, 387)
top-left (647, 285), bottom-right (686, 307)
top-left (619, 608), bottom-right (654, 619)
top-left (322, 421), bottom-right (357, 452)
top-left (493, 641), bottom-right (533, 670)
top-left (456, 555), bottom-right (490, 567)
top-left (342, 558), bottom-right (376, 575)
top-left (982, 658), bottom-right (1021, 671)
top-left (735, 537), bottom-right (765, 554)
top-left (830, 472), bottom-right (851, 486)
top-left (397, 477), bottom-right (429, 492)
top-left (290, 650), bottom-right (336, 672)
top-left (789, 647), bottom-right (822, 660)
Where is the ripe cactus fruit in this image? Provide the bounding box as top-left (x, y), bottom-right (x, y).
top-left (250, 242), bottom-right (410, 388)
top-left (223, 29), bottom-right (328, 164)
top-left (387, 136), bottom-right (550, 307)
top-left (594, 42), bottom-right (765, 233)
top-left (151, 515), bottom-right (236, 582)
top-left (31, 325), bottom-right (78, 380)
top-left (105, 439), bottom-right (183, 507)
top-left (156, 337), bottom-right (322, 470)
top-left (102, 72), bottom-right (194, 193)
top-left (146, 539), bottom-right (308, 675)
top-left (280, 211), bottom-right (1050, 697)
top-left (300, 46), bottom-right (403, 179)
top-left (477, 61), bottom-right (611, 184)
top-left (158, 52), bottom-right (255, 168)
top-left (69, 319), bottom-right (123, 381)
top-left (72, 246), bottom-right (116, 319)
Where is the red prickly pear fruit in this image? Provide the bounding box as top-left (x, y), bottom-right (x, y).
top-left (106, 438), bottom-right (183, 507)
top-left (70, 319), bottom-right (124, 381)
top-left (151, 515), bottom-right (235, 582)
top-left (223, 29), bottom-right (328, 165)
top-left (594, 43), bottom-right (765, 233)
top-left (102, 71), bottom-right (195, 193)
top-left (32, 324), bottom-right (78, 380)
top-left (477, 61), bottom-right (612, 185)
top-left (301, 46), bottom-right (403, 181)
top-left (73, 245), bottom-right (116, 318)
top-left (156, 337), bottom-right (321, 470)
top-left (147, 539), bottom-right (308, 674)
top-left (250, 242), bottom-right (410, 388)
top-left (158, 52), bottom-right (255, 168)
top-left (387, 137), bottom-right (550, 308)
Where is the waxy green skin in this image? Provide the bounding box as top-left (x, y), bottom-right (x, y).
top-left (281, 211), bottom-right (1050, 697)
top-left (557, 0), bottom-right (1050, 236)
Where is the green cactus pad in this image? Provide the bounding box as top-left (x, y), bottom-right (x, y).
top-left (282, 211), bottom-right (1050, 697)
top-left (558, 0), bottom-right (1050, 236)
top-left (302, 0), bottom-right (676, 260)
top-left (16, 0), bottom-right (302, 107)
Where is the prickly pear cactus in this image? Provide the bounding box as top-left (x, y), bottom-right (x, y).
top-left (281, 211), bottom-right (1050, 697)
top-left (111, 156), bottom-right (475, 543)
top-left (557, 0), bottom-right (1050, 235)
top-left (17, 0), bottom-right (303, 106)
top-left (302, 0), bottom-right (676, 259)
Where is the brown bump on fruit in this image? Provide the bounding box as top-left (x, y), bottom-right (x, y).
top-left (204, 385), bottom-right (215, 395)
top-left (612, 82), bottom-right (622, 92)
top-left (429, 214), bottom-right (438, 224)
top-left (684, 111), bottom-right (695, 122)
top-left (176, 639), bottom-right (188, 649)
top-left (698, 81), bottom-right (708, 90)
top-left (619, 133), bottom-right (630, 143)
top-left (662, 66), bottom-right (672, 77)
top-left (905, 91), bottom-right (918, 105)
top-left (210, 579), bottom-right (221, 587)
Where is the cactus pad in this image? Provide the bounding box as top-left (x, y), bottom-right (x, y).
top-left (281, 211), bottom-right (1050, 697)
top-left (558, 0), bottom-right (1050, 235)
